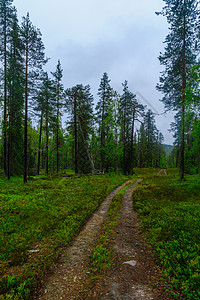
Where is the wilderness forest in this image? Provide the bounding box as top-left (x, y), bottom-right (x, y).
top-left (0, 0), bottom-right (200, 299)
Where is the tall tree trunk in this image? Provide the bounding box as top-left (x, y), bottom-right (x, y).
top-left (7, 105), bottom-right (11, 180)
top-left (74, 91), bottom-right (78, 174)
top-left (138, 132), bottom-right (142, 168)
top-left (37, 114), bottom-right (43, 175)
top-left (100, 130), bottom-right (104, 173)
top-left (130, 104), bottom-right (135, 175)
top-left (3, 8), bottom-right (7, 176)
top-left (180, 5), bottom-right (186, 180)
top-left (56, 84), bottom-right (60, 173)
top-left (45, 100), bottom-right (49, 175)
top-left (42, 147), bottom-right (44, 169)
top-left (51, 151), bottom-right (54, 174)
top-left (100, 100), bottom-right (105, 173)
top-left (115, 126), bottom-right (118, 172)
top-left (34, 151), bottom-right (37, 174)
top-left (24, 37), bottom-right (28, 183)
top-left (56, 113), bottom-right (59, 174)
top-left (123, 110), bottom-right (126, 174)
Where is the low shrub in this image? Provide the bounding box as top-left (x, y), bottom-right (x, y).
top-left (133, 172), bottom-right (200, 299)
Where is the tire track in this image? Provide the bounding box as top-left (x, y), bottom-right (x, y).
top-left (36, 180), bottom-right (133, 299)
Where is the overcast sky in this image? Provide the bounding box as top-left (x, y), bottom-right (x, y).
top-left (13, 0), bottom-right (175, 145)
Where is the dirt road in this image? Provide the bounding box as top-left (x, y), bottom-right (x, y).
top-left (36, 177), bottom-right (171, 299)
top-left (36, 180), bottom-right (133, 299)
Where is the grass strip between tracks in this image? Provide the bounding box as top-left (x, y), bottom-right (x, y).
top-left (90, 180), bottom-right (136, 278)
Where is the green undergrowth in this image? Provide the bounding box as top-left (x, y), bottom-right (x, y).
top-left (90, 180), bottom-right (135, 277)
top-left (133, 169), bottom-right (200, 299)
top-left (0, 172), bottom-right (130, 299)
top-left (134, 168), bottom-right (162, 178)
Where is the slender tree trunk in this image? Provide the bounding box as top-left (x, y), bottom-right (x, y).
top-left (74, 91), bottom-right (78, 173)
top-left (130, 104), bottom-right (135, 175)
top-left (37, 114), bottom-right (43, 175)
top-left (34, 151), bottom-right (36, 173)
top-left (72, 144), bottom-right (74, 170)
top-left (138, 133), bottom-right (142, 168)
top-left (100, 100), bottom-right (105, 173)
top-left (56, 115), bottom-right (59, 174)
top-left (42, 147), bottom-right (44, 169)
top-left (180, 6), bottom-right (186, 180)
top-left (3, 8), bottom-right (7, 176)
top-left (115, 127), bottom-right (118, 172)
top-left (24, 38), bottom-right (28, 183)
top-left (123, 110), bottom-right (126, 175)
top-left (7, 105), bottom-right (11, 180)
top-left (56, 84), bottom-right (60, 173)
top-left (45, 100), bottom-right (49, 175)
top-left (51, 151), bottom-right (54, 174)
top-left (100, 130), bottom-right (104, 173)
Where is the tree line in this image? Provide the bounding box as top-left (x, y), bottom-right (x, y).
top-left (0, 0), bottom-right (167, 182)
top-left (157, 0), bottom-right (200, 178)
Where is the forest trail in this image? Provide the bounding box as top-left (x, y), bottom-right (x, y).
top-left (36, 180), bottom-right (133, 299)
top-left (86, 178), bottom-right (172, 299)
top-left (36, 176), bottom-right (171, 299)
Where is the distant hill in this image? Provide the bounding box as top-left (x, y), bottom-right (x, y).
top-left (163, 144), bottom-right (174, 156)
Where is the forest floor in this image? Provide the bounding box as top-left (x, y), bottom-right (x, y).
top-left (1, 169), bottom-right (200, 299)
top-left (35, 174), bottom-right (172, 300)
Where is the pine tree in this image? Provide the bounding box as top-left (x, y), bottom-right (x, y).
top-left (34, 72), bottom-right (55, 175)
top-left (119, 81), bottom-right (131, 174)
top-left (96, 72), bottom-right (112, 173)
top-left (119, 81), bottom-right (144, 174)
top-left (143, 110), bottom-right (157, 167)
top-left (21, 13), bottom-right (46, 182)
top-left (103, 89), bottom-right (121, 172)
top-left (34, 84), bottom-right (44, 175)
top-left (129, 96), bottom-right (144, 175)
top-left (0, 0), bottom-right (15, 175)
top-left (185, 65), bottom-right (200, 172)
top-left (66, 87), bottom-right (79, 174)
top-left (66, 84), bottom-right (94, 174)
top-left (7, 11), bottom-right (24, 178)
top-left (51, 60), bottom-right (64, 174)
top-left (156, 0), bottom-right (200, 179)
top-left (137, 124), bottom-right (146, 168)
